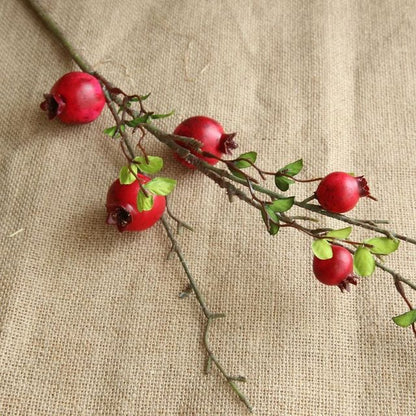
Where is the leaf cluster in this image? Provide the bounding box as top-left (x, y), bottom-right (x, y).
top-left (118, 155), bottom-right (176, 212)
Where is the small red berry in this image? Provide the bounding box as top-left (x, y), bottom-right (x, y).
top-left (106, 174), bottom-right (166, 232)
top-left (173, 116), bottom-right (238, 168)
top-left (313, 245), bottom-right (358, 291)
top-left (316, 172), bottom-right (374, 213)
top-left (40, 72), bottom-right (105, 124)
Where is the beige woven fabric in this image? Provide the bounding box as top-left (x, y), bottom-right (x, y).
top-left (1, 0), bottom-right (416, 414)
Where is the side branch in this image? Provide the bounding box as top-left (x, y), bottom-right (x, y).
top-left (161, 216), bottom-right (253, 412)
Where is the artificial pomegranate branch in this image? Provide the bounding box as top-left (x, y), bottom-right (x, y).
top-left (27, 0), bottom-right (416, 323)
top-left (106, 84), bottom-right (416, 311)
top-left (24, 0), bottom-right (416, 244)
top-left (24, 0), bottom-right (416, 412)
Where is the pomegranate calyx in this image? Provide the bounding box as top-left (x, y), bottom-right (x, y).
top-left (40, 93), bottom-right (66, 120)
top-left (106, 207), bottom-right (132, 231)
top-left (338, 274), bottom-right (359, 293)
top-left (219, 132), bottom-right (238, 155)
top-left (355, 175), bottom-right (376, 200)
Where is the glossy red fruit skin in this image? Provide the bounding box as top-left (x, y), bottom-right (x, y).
top-left (40, 72), bottom-right (105, 124)
top-left (316, 172), bottom-right (370, 213)
top-left (106, 175), bottom-right (166, 232)
top-left (313, 245), bottom-right (354, 286)
top-left (173, 116), bottom-right (237, 169)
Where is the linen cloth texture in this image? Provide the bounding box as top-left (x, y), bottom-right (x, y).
top-left (1, 0), bottom-right (416, 415)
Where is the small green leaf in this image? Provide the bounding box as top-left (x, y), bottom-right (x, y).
top-left (150, 110), bottom-right (175, 119)
top-left (364, 237), bottom-right (400, 255)
top-left (392, 309), bottom-right (416, 328)
top-left (280, 159), bottom-right (303, 176)
top-left (104, 124), bottom-right (126, 138)
top-left (274, 175), bottom-right (294, 192)
top-left (144, 177), bottom-right (176, 196)
top-left (129, 93), bottom-right (151, 102)
top-left (126, 115), bottom-right (150, 128)
top-left (353, 247), bottom-right (375, 277)
top-left (139, 93), bottom-right (151, 101)
top-left (137, 190), bottom-right (154, 212)
top-left (326, 227), bottom-right (353, 240)
top-left (133, 156), bottom-right (164, 174)
top-left (229, 167), bottom-right (247, 180)
top-left (103, 126), bottom-right (117, 137)
top-left (268, 222), bottom-right (280, 235)
top-left (267, 197), bottom-right (295, 213)
top-left (233, 152), bottom-right (257, 169)
top-left (119, 164), bottom-right (138, 185)
top-left (311, 239), bottom-right (333, 260)
top-left (261, 208), bottom-right (279, 235)
top-left (264, 205), bottom-right (279, 223)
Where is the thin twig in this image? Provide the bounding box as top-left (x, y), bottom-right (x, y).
top-left (161, 216), bottom-right (252, 411)
top-left (165, 197), bottom-right (194, 232)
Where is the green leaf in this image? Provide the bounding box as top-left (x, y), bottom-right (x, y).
top-left (261, 208), bottom-right (279, 235)
top-left (137, 190), bottom-right (154, 212)
top-left (150, 110), bottom-right (175, 120)
top-left (275, 159), bottom-right (303, 191)
top-left (104, 124), bottom-right (126, 138)
top-left (264, 205), bottom-right (279, 223)
top-left (119, 164), bottom-right (138, 185)
top-left (326, 227), bottom-right (352, 240)
top-left (353, 247), bottom-right (375, 277)
top-left (311, 239), bottom-right (333, 260)
top-left (233, 152), bottom-right (257, 169)
top-left (133, 156), bottom-right (164, 174)
top-left (126, 115), bottom-right (150, 128)
top-left (127, 93), bottom-right (151, 103)
top-left (364, 237), bottom-right (400, 255)
top-left (268, 222), bottom-right (280, 235)
top-left (274, 175), bottom-right (294, 192)
top-left (103, 126), bottom-right (117, 137)
top-left (229, 166), bottom-right (247, 180)
top-left (144, 177), bottom-right (176, 196)
top-left (267, 197), bottom-right (295, 213)
top-left (392, 309), bottom-right (416, 328)
top-left (139, 93), bottom-right (151, 101)
top-left (280, 159), bottom-right (303, 176)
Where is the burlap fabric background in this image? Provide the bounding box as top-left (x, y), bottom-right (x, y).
top-left (1, 0), bottom-right (416, 415)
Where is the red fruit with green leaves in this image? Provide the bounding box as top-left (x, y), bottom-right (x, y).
top-left (316, 172), bottom-right (374, 213)
top-left (40, 72), bottom-right (105, 124)
top-left (313, 245), bottom-right (358, 291)
top-left (106, 174), bottom-right (166, 232)
top-left (173, 116), bottom-right (238, 168)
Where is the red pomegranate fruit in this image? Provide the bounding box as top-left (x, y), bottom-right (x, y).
top-left (316, 172), bottom-right (374, 213)
top-left (40, 72), bottom-right (105, 124)
top-left (313, 245), bottom-right (358, 292)
top-left (106, 174), bottom-right (166, 232)
top-left (173, 116), bottom-right (237, 168)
